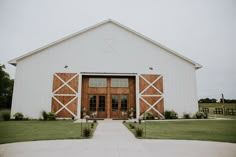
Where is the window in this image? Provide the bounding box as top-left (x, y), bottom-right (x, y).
top-left (214, 108), bottom-right (223, 114)
top-left (111, 78), bottom-right (128, 87)
top-left (226, 108), bottom-right (236, 115)
top-left (121, 95), bottom-right (128, 111)
top-left (89, 78), bottom-right (107, 87)
top-left (112, 95), bottom-right (118, 112)
top-left (89, 95), bottom-right (96, 111)
top-left (98, 96), bottom-right (105, 112)
top-left (201, 108), bottom-right (209, 113)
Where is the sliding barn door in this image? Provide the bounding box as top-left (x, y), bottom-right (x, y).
top-left (51, 73), bottom-right (79, 118)
top-left (139, 74), bottom-right (164, 118)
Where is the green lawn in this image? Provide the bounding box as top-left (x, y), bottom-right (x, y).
top-left (0, 121), bottom-right (96, 144)
top-left (125, 120), bottom-right (236, 143)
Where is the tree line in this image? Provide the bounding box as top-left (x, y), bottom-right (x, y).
top-left (198, 98), bottom-right (236, 103)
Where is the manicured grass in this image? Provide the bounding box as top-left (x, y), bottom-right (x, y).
top-left (0, 121), bottom-right (96, 144)
top-left (124, 120), bottom-right (236, 143)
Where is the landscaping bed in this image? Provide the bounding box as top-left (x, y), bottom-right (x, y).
top-left (124, 120), bottom-right (236, 143)
top-left (0, 120), bottom-right (97, 144)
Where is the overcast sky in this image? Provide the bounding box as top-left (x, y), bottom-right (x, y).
top-left (0, 0), bottom-right (235, 99)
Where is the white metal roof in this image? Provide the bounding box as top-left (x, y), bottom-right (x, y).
top-left (8, 19), bottom-right (202, 69)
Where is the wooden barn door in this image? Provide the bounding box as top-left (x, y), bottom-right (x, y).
top-left (139, 74), bottom-right (164, 118)
top-left (51, 73), bottom-right (79, 118)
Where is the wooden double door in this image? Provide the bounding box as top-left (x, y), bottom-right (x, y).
top-left (88, 94), bottom-right (129, 118)
top-left (81, 76), bottom-right (136, 119)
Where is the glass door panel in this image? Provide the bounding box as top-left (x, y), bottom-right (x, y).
top-left (89, 95), bottom-right (96, 112)
top-left (98, 96), bottom-right (105, 112)
top-left (120, 95), bottom-right (128, 112)
top-left (112, 95), bottom-right (118, 112)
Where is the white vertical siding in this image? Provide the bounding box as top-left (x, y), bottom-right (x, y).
top-left (11, 22), bottom-right (198, 118)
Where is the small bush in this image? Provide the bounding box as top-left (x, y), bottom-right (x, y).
top-left (83, 127), bottom-right (91, 137)
top-left (143, 112), bottom-right (154, 120)
top-left (93, 120), bottom-right (97, 123)
top-left (135, 127), bottom-right (143, 137)
top-left (48, 112), bottom-right (56, 120)
top-left (194, 111), bottom-right (207, 119)
top-left (13, 112), bottom-right (24, 120)
top-left (183, 113), bottom-right (191, 119)
top-left (123, 120), bottom-right (126, 123)
top-left (164, 110), bottom-right (178, 119)
top-left (41, 111), bottom-right (56, 120)
top-left (129, 123), bottom-right (135, 129)
top-left (203, 113), bottom-right (208, 119)
top-left (2, 110), bottom-right (11, 121)
top-left (41, 110), bottom-right (48, 120)
top-left (91, 123), bottom-right (94, 128)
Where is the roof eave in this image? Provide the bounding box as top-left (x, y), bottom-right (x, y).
top-left (8, 60), bottom-right (17, 66)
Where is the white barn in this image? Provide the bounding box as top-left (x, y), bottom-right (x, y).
top-left (9, 19), bottom-right (202, 119)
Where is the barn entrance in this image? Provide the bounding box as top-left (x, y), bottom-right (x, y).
top-left (50, 73), bottom-right (164, 119)
top-left (81, 75), bottom-right (136, 119)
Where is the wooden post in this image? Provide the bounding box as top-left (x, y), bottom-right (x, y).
top-left (222, 93), bottom-right (225, 115)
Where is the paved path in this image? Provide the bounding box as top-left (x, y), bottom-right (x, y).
top-left (0, 120), bottom-right (235, 157)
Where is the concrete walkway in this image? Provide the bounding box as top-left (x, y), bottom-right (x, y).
top-left (0, 120), bottom-right (235, 157)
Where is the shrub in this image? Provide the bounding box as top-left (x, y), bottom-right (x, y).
top-left (83, 127), bottom-right (91, 137)
top-left (194, 111), bottom-right (207, 119)
top-left (91, 123), bottom-right (94, 128)
top-left (203, 113), bottom-right (208, 119)
top-left (143, 112), bottom-right (154, 120)
top-left (123, 120), bottom-right (126, 123)
top-left (183, 113), bottom-right (191, 119)
top-left (13, 112), bottom-right (24, 120)
top-left (197, 112), bottom-right (204, 119)
top-left (164, 110), bottom-right (178, 119)
top-left (41, 110), bottom-right (48, 120)
top-left (93, 120), bottom-right (97, 123)
top-left (2, 110), bottom-right (11, 121)
top-left (135, 127), bottom-right (143, 137)
top-left (129, 123), bottom-right (135, 129)
top-left (48, 112), bottom-right (56, 120)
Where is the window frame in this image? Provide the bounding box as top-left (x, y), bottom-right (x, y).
top-left (110, 78), bottom-right (129, 87)
top-left (89, 78), bottom-right (107, 87)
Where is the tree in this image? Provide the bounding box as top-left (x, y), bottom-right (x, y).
top-left (220, 99), bottom-right (236, 103)
top-left (0, 64), bottom-right (14, 109)
top-left (198, 98), bottom-right (217, 103)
